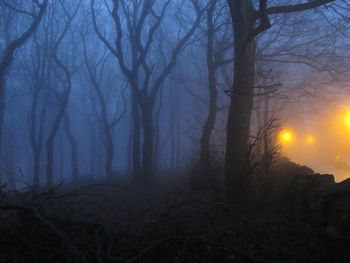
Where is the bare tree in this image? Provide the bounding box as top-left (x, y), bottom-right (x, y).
top-left (45, 1), bottom-right (81, 188)
top-left (91, 0), bottom-right (207, 183)
top-left (224, 0), bottom-right (335, 201)
top-left (0, 0), bottom-right (48, 151)
top-left (199, 0), bottom-right (233, 171)
top-left (25, 31), bottom-right (51, 189)
top-left (82, 30), bottom-right (127, 178)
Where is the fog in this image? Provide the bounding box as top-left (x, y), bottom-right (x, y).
top-left (1, 1), bottom-right (350, 261)
top-left (0, 0), bottom-right (348, 190)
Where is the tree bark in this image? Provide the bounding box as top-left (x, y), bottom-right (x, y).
top-left (225, 1), bottom-right (256, 201)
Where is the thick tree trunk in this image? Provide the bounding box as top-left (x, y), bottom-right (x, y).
top-left (225, 1), bottom-right (256, 201)
top-left (141, 104), bottom-right (154, 183)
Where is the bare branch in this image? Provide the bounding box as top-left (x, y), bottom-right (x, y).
top-left (266, 0), bottom-right (334, 15)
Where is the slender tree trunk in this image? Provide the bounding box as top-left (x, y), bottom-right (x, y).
top-left (256, 99), bottom-right (263, 156)
top-left (64, 114), bottom-right (79, 182)
top-left (130, 34), bottom-right (142, 181)
top-left (199, 61), bottom-right (217, 169)
top-left (46, 103), bottom-right (68, 188)
top-left (46, 137), bottom-right (55, 188)
top-left (88, 119), bottom-right (96, 177)
top-left (103, 123), bottom-right (113, 178)
top-left (263, 95), bottom-right (270, 129)
top-left (200, 1), bottom-right (218, 171)
top-left (131, 91), bottom-right (141, 180)
top-left (175, 92), bottom-right (181, 169)
top-left (33, 149), bottom-right (41, 188)
top-left (127, 120), bottom-right (133, 174)
top-left (30, 93), bottom-right (47, 189)
top-left (225, 2), bottom-right (256, 201)
top-left (0, 76), bottom-right (6, 153)
top-left (31, 93), bottom-right (48, 189)
top-left (59, 132), bottom-right (64, 181)
top-left (154, 85), bottom-right (164, 175)
top-left (170, 97), bottom-right (176, 170)
top-left (263, 95), bottom-right (271, 152)
top-left (200, 86), bottom-right (217, 169)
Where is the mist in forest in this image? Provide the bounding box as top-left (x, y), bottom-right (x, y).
top-left (0, 0), bottom-right (348, 189)
top-left (1, 1), bottom-right (350, 262)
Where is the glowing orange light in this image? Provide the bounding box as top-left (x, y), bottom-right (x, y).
top-left (279, 130), bottom-right (293, 144)
top-left (344, 110), bottom-right (350, 129)
top-left (305, 136), bottom-right (315, 145)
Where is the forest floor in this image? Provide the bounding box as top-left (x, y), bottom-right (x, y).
top-left (0, 172), bottom-right (348, 263)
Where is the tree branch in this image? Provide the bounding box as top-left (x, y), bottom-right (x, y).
top-left (266, 0), bottom-right (334, 15)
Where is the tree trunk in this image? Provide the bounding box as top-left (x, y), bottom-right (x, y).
top-left (225, 1), bottom-right (256, 202)
top-left (103, 120), bottom-right (113, 178)
top-left (256, 99), bottom-right (263, 156)
top-left (131, 91), bottom-right (141, 180)
top-left (154, 85), bottom-right (164, 175)
top-left (200, 87), bottom-right (217, 169)
top-left (59, 132), bottom-right (64, 181)
top-left (175, 93), bottom-right (180, 169)
top-left (0, 76), bottom-right (6, 153)
top-left (46, 104), bottom-right (68, 188)
top-left (200, 4), bottom-right (217, 169)
top-left (170, 97), bottom-right (176, 170)
top-left (46, 136), bottom-right (55, 188)
top-left (88, 119), bottom-right (96, 177)
top-left (33, 149), bottom-right (40, 189)
top-left (141, 103), bottom-right (154, 183)
top-left (64, 114), bottom-right (79, 182)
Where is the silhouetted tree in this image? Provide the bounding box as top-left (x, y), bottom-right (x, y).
top-left (0, 0), bottom-right (48, 152)
top-left (26, 31), bottom-right (50, 189)
top-left (82, 31), bottom-right (127, 178)
top-left (46, 1), bottom-right (81, 188)
top-left (91, 0), bottom-right (207, 183)
top-left (224, 0), bottom-right (334, 201)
